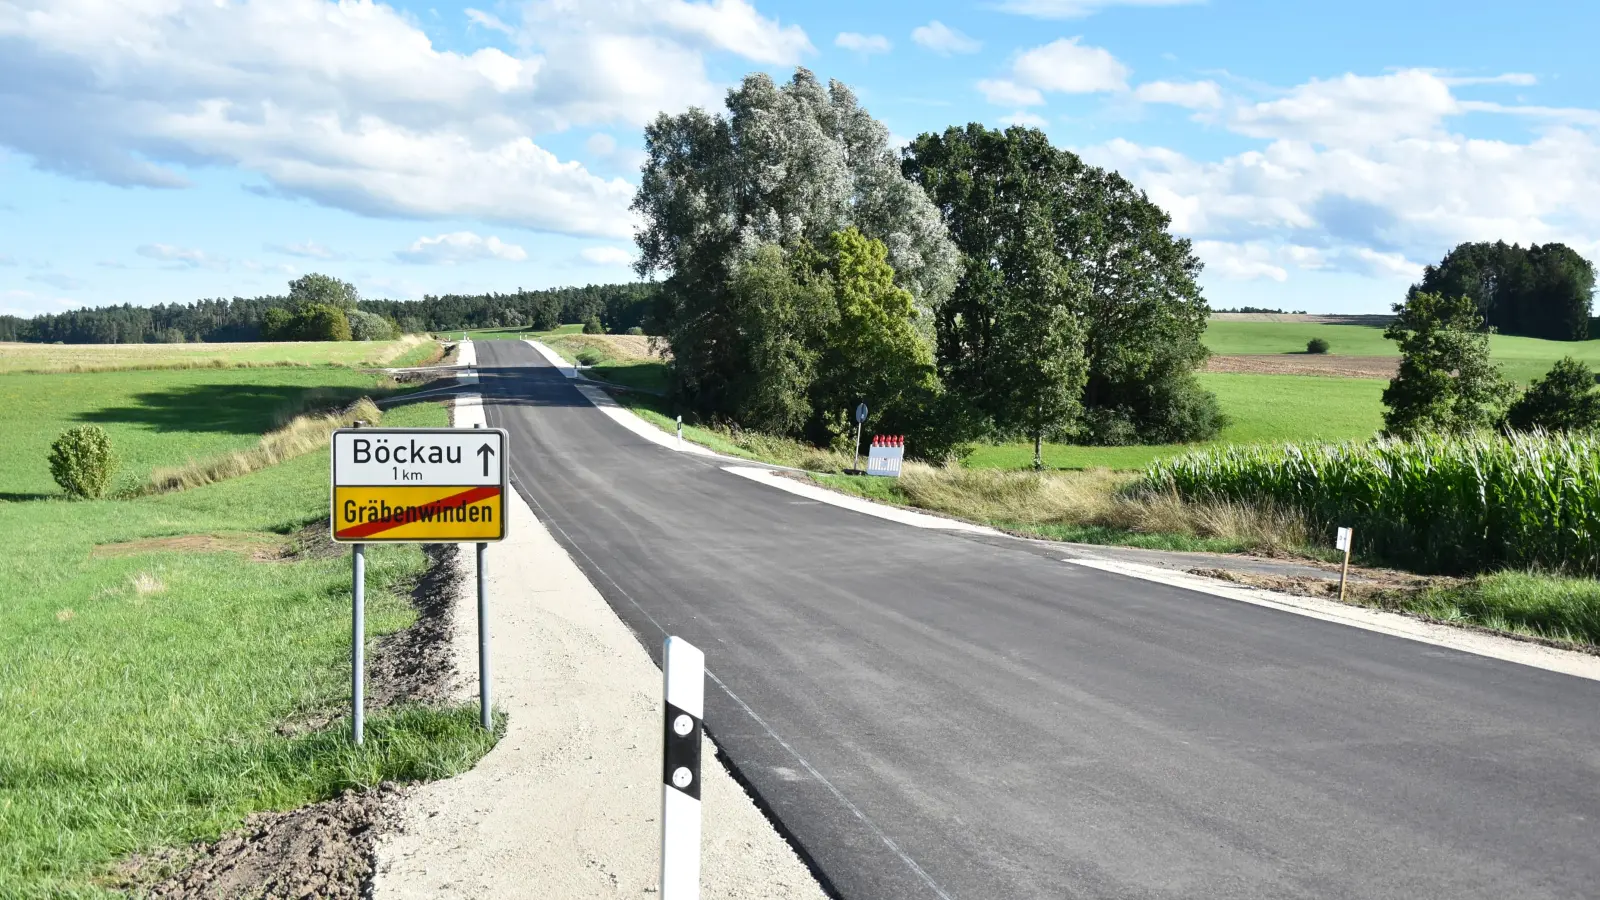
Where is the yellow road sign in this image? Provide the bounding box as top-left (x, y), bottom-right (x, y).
top-left (331, 428), bottom-right (508, 543)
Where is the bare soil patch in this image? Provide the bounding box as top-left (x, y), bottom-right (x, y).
top-left (1188, 564), bottom-right (1448, 602)
top-left (1205, 354), bottom-right (1398, 379)
top-left (93, 532), bottom-right (290, 561)
top-left (111, 785), bottom-right (402, 900)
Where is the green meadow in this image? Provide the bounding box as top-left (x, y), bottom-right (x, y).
top-left (0, 355), bottom-right (495, 896)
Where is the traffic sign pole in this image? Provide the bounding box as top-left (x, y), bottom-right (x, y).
top-left (352, 542), bottom-right (366, 746)
top-left (477, 541), bottom-right (491, 731)
top-left (853, 403), bottom-right (868, 473)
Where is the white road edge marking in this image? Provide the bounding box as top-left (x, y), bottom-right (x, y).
top-left (1071, 558), bottom-right (1600, 683)
top-left (724, 466), bottom-right (1002, 536)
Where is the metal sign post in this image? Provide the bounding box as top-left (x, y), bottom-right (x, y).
top-left (853, 403), bottom-right (868, 473)
top-left (1335, 526), bottom-right (1354, 601)
top-left (660, 636), bottom-right (705, 900)
top-left (332, 426), bottom-right (510, 742)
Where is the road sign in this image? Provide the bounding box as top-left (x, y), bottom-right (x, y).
top-left (1336, 526), bottom-right (1352, 551)
top-left (856, 402), bottom-right (869, 424)
top-left (330, 427), bottom-right (508, 543)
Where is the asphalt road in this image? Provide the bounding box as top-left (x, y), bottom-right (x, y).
top-left (476, 339), bottom-right (1600, 900)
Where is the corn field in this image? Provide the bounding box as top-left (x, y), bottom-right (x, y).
top-left (1143, 431), bottom-right (1600, 576)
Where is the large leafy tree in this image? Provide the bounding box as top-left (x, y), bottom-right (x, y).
top-left (1382, 291), bottom-right (1517, 436)
top-left (904, 124), bottom-right (1217, 448)
top-left (633, 68), bottom-right (958, 418)
top-left (288, 273), bottom-right (360, 311)
top-left (1417, 241), bottom-right (1595, 341)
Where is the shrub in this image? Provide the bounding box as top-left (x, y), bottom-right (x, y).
top-left (1306, 337), bottom-right (1330, 354)
top-left (1145, 430), bottom-right (1600, 576)
top-left (583, 316), bottom-right (605, 335)
top-left (575, 348), bottom-right (604, 366)
top-left (1505, 357), bottom-right (1600, 432)
top-left (626, 326), bottom-right (646, 336)
top-left (347, 309), bottom-right (397, 341)
top-left (49, 425), bottom-right (119, 499)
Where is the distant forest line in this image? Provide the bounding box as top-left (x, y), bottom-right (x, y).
top-left (0, 282), bottom-right (658, 345)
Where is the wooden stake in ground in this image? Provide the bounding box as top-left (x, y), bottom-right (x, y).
top-left (1336, 526), bottom-right (1354, 601)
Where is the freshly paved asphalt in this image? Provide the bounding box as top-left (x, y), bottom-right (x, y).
top-left (476, 339), bottom-right (1600, 900)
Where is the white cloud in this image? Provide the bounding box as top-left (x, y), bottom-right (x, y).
top-left (396, 232), bottom-right (528, 265)
top-left (0, 0), bottom-right (798, 239)
top-left (1135, 80), bottom-right (1223, 109)
top-left (465, 8), bottom-right (514, 35)
top-left (581, 246), bottom-right (636, 266)
top-left (835, 32), bottom-right (891, 55)
top-left (911, 21), bottom-right (980, 55)
top-left (994, 0), bottom-right (1202, 19)
top-left (1230, 70), bottom-right (1458, 148)
top-left (1442, 72), bottom-right (1538, 87)
top-left (978, 79), bottom-right (1045, 107)
top-left (616, 0), bottom-right (813, 65)
top-left (587, 133), bottom-right (619, 156)
top-left (1012, 37), bottom-right (1129, 94)
top-left (136, 244), bottom-right (222, 269)
top-left (27, 272), bottom-right (85, 290)
top-left (1003, 111), bottom-right (1051, 128)
top-left (269, 240), bottom-right (340, 260)
top-left (1081, 69), bottom-right (1600, 284)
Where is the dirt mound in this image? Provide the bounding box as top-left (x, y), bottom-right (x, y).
top-left (1205, 354), bottom-right (1398, 379)
top-left (114, 785), bottom-right (402, 900)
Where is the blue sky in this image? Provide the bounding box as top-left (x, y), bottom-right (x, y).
top-left (4, 0), bottom-right (1600, 319)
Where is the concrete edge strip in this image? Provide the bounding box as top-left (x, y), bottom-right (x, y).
top-left (524, 339), bottom-right (576, 378)
top-left (455, 339), bottom-right (477, 370)
top-left (1069, 557), bottom-right (1600, 683)
top-left (722, 466), bottom-right (1003, 535)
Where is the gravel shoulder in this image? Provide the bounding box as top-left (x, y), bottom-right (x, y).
top-left (370, 395), bottom-right (826, 900)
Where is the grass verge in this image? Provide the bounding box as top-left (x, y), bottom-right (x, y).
top-left (0, 396), bottom-right (497, 897)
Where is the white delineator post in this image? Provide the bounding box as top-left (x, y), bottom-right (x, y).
top-left (660, 636), bottom-right (705, 900)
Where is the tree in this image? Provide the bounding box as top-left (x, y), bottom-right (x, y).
top-left (1505, 357), bottom-right (1600, 432)
top-left (288, 273), bottom-right (360, 311)
top-left (260, 307), bottom-right (295, 341)
top-left (633, 68), bottom-right (957, 418)
top-left (1416, 241), bottom-right (1595, 341)
top-left (1381, 291), bottom-right (1516, 436)
top-left (724, 243), bottom-right (833, 434)
top-left (806, 228), bottom-right (936, 445)
top-left (903, 124), bottom-right (1217, 448)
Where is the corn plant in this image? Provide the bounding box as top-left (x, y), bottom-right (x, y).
top-left (1143, 431), bottom-right (1600, 576)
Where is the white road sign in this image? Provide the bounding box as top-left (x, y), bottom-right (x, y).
top-left (333, 429), bottom-right (504, 486)
top-left (1336, 526), bottom-right (1352, 551)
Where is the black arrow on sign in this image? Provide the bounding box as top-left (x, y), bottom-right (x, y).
top-left (477, 443), bottom-right (496, 478)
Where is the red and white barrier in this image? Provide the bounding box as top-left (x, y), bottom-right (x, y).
top-left (866, 435), bottom-right (905, 478)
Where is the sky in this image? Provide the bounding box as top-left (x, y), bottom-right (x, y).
top-left (4, 0), bottom-right (1600, 319)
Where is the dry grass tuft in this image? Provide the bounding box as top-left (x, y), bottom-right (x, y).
top-left (895, 462), bottom-right (1312, 552)
top-left (56, 609), bottom-right (75, 622)
top-left (373, 334), bottom-right (431, 366)
top-left (143, 397), bottom-right (382, 494)
top-left (128, 572), bottom-right (165, 596)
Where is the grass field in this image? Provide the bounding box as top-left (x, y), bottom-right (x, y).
top-left (0, 367), bottom-right (397, 498)
top-left (1203, 319), bottom-right (1600, 383)
top-left (0, 381), bottom-right (496, 896)
top-left (967, 373), bottom-right (1386, 470)
top-left (0, 336), bottom-right (437, 374)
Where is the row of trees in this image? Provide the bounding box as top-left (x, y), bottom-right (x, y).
top-left (1382, 291), bottom-right (1599, 436)
top-left (0, 278), bottom-right (657, 344)
top-left (634, 70), bottom-right (1223, 463)
top-left (1414, 241), bottom-right (1596, 341)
